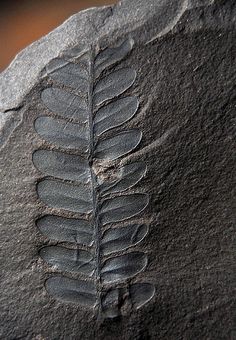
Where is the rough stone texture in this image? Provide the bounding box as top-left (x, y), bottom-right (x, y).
top-left (0, 0), bottom-right (235, 339)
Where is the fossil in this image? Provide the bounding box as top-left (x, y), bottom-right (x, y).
top-left (33, 38), bottom-right (155, 318)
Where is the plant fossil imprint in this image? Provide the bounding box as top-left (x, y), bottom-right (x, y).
top-left (33, 38), bottom-right (155, 318)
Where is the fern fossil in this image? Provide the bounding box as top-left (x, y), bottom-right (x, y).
top-left (33, 38), bottom-right (155, 318)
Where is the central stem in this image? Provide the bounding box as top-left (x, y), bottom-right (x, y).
top-left (87, 47), bottom-right (102, 315)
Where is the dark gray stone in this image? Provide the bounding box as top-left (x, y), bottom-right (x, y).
top-left (0, 0), bottom-right (235, 339)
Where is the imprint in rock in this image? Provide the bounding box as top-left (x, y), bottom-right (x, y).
top-left (33, 38), bottom-right (155, 318)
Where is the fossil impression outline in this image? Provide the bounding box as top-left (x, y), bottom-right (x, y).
top-left (33, 38), bottom-right (155, 318)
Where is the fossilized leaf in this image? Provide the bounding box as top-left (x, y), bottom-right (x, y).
top-left (101, 224), bottom-right (148, 255)
top-left (45, 58), bottom-right (89, 92)
top-left (100, 162), bottom-right (147, 195)
top-left (95, 38), bottom-right (134, 77)
top-left (93, 68), bottom-right (136, 107)
top-left (35, 39), bottom-right (152, 314)
top-left (95, 130), bottom-right (142, 162)
top-left (62, 47), bottom-right (88, 59)
top-left (33, 150), bottom-right (90, 182)
top-left (94, 96), bottom-right (139, 137)
top-left (102, 283), bottom-right (155, 318)
top-left (101, 252), bottom-right (147, 283)
top-left (100, 193), bottom-right (149, 225)
top-left (101, 286), bottom-right (121, 318)
top-left (40, 246), bottom-right (94, 276)
top-left (41, 88), bottom-right (88, 122)
top-left (37, 179), bottom-right (93, 213)
top-left (34, 116), bottom-right (89, 152)
top-left (36, 215), bottom-right (94, 246)
top-left (46, 276), bottom-right (97, 307)
top-left (129, 283), bottom-right (155, 309)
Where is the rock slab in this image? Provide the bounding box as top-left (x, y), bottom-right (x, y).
top-left (0, 0), bottom-right (235, 339)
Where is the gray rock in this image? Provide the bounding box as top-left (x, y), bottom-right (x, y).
top-left (0, 0), bottom-right (235, 339)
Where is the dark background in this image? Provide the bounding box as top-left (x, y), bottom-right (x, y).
top-left (0, 0), bottom-right (116, 71)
